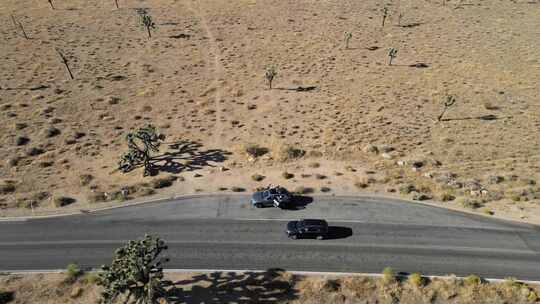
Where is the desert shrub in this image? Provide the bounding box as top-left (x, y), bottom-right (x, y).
top-left (53, 196), bottom-right (76, 207)
top-left (458, 198), bottom-right (482, 209)
top-left (440, 192), bottom-right (455, 202)
top-left (244, 144), bottom-right (268, 158)
top-left (151, 175), bottom-right (177, 189)
top-left (251, 174), bottom-right (265, 182)
top-left (218, 187), bottom-right (228, 191)
top-left (382, 267), bottom-right (395, 283)
top-left (315, 174), bottom-right (327, 180)
top-left (0, 291), bottom-right (14, 304)
top-left (79, 174), bottom-right (93, 186)
top-left (482, 208), bottom-right (494, 215)
top-left (308, 162), bottom-right (320, 168)
top-left (65, 263), bottom-right (82, 282)
top-left (463, 274), bottom-right (482, 286)
top-left (399, 184), bottom-right (416, 194)
top-left (87, 191), bottom-right (107, 204)
top-left (274, 144), bottom-right (305, 162)
top-left (282, 171), bottom-right (294, 179)
top-left (354, 181), bottom-right (369, 189)
top-left (320, 187), bottom-right (331, 193)
top-left (231, 187), bottom-right (245, 192)
top-left (294, 186), bottom-right (314, 195)
top-left (408, 273), bottom-right (424, 287)
top-left (81, 272), bottom-right (101, 285)
top-left (138, 188), bottom-right (155, 196)
top-left (0, 183), bottom-right (15, 195)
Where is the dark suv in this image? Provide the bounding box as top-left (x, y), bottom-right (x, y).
top-left (286, 219), bottom-right (328, 240)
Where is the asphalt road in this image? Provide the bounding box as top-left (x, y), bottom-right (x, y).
top-left (1, 195), bottom-right (539, 280)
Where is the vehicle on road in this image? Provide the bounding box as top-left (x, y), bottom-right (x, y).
top-left (286, 219), bottom-right (328, 240)
top-left (251, 185), bottom-right (292, 208)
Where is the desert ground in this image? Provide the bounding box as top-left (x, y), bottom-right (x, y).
top-left (1, 0), bottom-right (539, 222)
top-left (1, 270), bottom-right (539, 304)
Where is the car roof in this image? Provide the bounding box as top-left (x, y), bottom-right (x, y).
top-left (301, 219), bottom-right (328, 226)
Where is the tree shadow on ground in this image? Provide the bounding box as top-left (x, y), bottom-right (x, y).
top-left (441, 114), bottom-right (501, 122)
top-left (274, 86), bottom-right (317, 92)
top-left (166, 268), bottom-right (300, 304)
top-left (144, 140), bottom-right (231, 176)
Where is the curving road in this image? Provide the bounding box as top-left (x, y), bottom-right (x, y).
top-left (0, 195), bottom-right (539, 280)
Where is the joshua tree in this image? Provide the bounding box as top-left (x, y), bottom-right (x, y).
top-left (47, 0), bottom-right (54, 9)
top-left (11, 15), bottom-right (29, 39)
top-left (438, 94), bottom-right (456, 121)
top-left (265, 65), bottom-right (277, 89)
top-left (98, 235), bottom-right (170, 304)
top-left (118, 124), bottom-right (165, 176)
top-left (388, 48), bottom-right (398, 66)
top-left (344, 31), bottom-right (352, 49)
top-left (138, 11), bottom-right (156, 39)
top-left (382, 6), bottom-right (389, 28)
top-left (55, 48), bottom-right (74, 79)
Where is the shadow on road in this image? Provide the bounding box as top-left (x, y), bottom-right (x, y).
top-left (325, 226), bottom-right (353, 240)
top-left (280, 195), bottom-right (314, 211)
top-left (166, 268), bottom-right (299, 303)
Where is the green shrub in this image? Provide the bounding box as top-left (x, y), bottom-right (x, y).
top-left (65, 263), bottom-right (82, 282)
top-left (382, 267), bottom-right (394, 283)
top-left (81, 272), bottom-right (101, 285)
top-left (408, 273), bottom-right (424, 287)
top-left (464, 274), bottom-right (482, 286)
top-left (440, 192), bottom-right (455, 202)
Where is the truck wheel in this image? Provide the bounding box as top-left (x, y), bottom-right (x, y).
top-left (290, 235), bottom-right (297, 239)
top-left (255, 203), bottom-right (262, 208)
top-left (316, 235), bottom-right (324, 240)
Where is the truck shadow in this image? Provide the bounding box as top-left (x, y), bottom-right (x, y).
top-left (281, 195), bottom-right (314, 211)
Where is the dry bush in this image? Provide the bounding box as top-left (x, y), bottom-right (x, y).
top-left (271, 141), bottom-right (305, 162)
top-left (86, 191), bottom-right (107, 204)
top-left (282, 171), bottom-right (295, 179)
top-left (251, 174), bottom-right (265, 182)
top-left (52, 196), bottom-right (76, 207)
top-left (408, 273), bottom-right (424, 288)
top-left (308, 162), bottom-right (320, 168)
top-left (79, 174), bottom-right (93, 186)
top-left (151, 175), bottom-right (177, 189)
top-left (382, 267), bottom-right (395, 283)
top-left (243, 143), bottom-right (269, 158)
top-left (294, 186), bottom-right (314, 195)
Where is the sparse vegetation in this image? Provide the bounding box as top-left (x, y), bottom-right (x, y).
top-left (382, 267), bottom-right (395, 283)
top-left (408, 272), bottom-right (424, 287)
top-left (251, 174), bottom-right (265, 182)
top-left (138, 10), bottom-right (156, 39)
top-left (52, 196), bottom-right (76, 207)
top-left (382, 6), bottom-right (389, 28)
top-left (388, 48), bottom-right (398, 66)
top-left (244, 144), bottom-right (268, 158)
top-left (437, 94), bottom-right (457, 121)
top-left (65, 263), bottom-right (82, 282)
top-left (55, 48), bottom-right (74, 80)
top-left (294, 186), bottom-right (314, 194)
top-left (282, 171), bottom-right (295, 179)
top-left (344, 31), bottom-right (352, 49)
top-left (265, 65), bottom-right (277, 89)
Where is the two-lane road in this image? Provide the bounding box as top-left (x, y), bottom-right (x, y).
top-left (1, 195), bottom-right (539, 280)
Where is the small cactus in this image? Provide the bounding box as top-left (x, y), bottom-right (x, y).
top-left (388, 48), bottom-right (398, 66)
top-left (382, 6), bottom-right (389, 28)
top-left (344, 31), bottom-right (352, 49)
top-left (438, 95), bottom-right (457, 121)
top-left (138, 10), bottom-right (156, 39)
top-left (265, 65), bottom-right (277, 89)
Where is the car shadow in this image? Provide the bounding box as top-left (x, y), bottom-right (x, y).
top-left (280, 195), bottom-right (314, 211)
top-left (325, 226), bottom-right (353, 240)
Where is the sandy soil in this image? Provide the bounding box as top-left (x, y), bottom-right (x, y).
top-left (1, 271), bottom-right (539, 304)
top-left (1, 0), bottom-right (539, 223)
